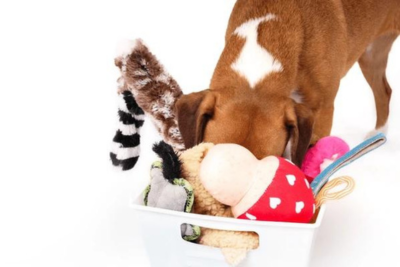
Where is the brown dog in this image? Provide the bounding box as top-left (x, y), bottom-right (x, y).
top-left (175, 0), bottom-right (400, 166)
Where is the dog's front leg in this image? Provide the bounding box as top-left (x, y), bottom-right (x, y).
top-left (299, 80), bottom-right (340, 146)
top-left (311, 105), bottom-right (335, 145)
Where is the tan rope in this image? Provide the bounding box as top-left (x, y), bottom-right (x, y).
top-left (316, 176), bottom-right (356, 209)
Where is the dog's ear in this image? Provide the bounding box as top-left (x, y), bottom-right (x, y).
top-left (175, 90), bottom-right (216, 149)
top-left (285, 104), bottom-right (314, 167)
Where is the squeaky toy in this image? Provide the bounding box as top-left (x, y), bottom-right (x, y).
top-left (200, 144), bottom-right (316, 223)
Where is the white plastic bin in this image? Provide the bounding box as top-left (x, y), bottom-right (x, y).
top-left (132, 198), bottom-right (325, 267)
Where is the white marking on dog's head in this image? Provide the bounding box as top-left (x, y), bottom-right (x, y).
top-left (231, 14), bottom-right (283, 88)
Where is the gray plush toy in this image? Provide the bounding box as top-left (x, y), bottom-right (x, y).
top-left (143, 142), bottom-right (200, 241)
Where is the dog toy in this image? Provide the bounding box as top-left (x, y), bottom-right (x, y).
top-left (301, 136), bottom-right (350, 182)
top-left (200, 144), bottom-right (316, 223)
top-left (142, 141), bottom-right (200, 241)
top-left (115, 39), bottom-right (185, 150)
top-left (180, 143), bottom-right (259, 266)
top-left (111, 39), bottom-right (186, 171)
top-left (200, 133), bottom-right (386, 224)
top-left (311, 133), bottom-right (387, 195)
top-left (110, 91), bottom-right (145, 170)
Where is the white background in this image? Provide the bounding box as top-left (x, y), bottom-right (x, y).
top-left (0, 0), bottom-right (399, 266)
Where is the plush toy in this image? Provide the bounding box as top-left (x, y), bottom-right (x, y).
top-left (301, 136), bottom-right (350, 182)
top-left (199, 133), bottom-right (387, 225)
top-left (142, 141), bottom-right (200, 241)
top-left (180, 143), bottom-right (259, 266)
top-left (115, 39), bottom-right (185, 150)
top-left (110, 91), bottom-right (145, 170)
top-left (111, 39), bottom-right (186, 171)
top-left (200, 144), bottom-right (316, 223)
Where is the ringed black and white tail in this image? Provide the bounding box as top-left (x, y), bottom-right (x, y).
top-left (110, 91), bottom-right (145, 171)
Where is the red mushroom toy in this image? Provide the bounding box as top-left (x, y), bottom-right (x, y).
top-left (200, 144), bottom-right (316, 223)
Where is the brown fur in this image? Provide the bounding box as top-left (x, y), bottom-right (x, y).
top-left (116, 40), bottom-right (185, 150)
top-left (176, 0), bottom-right (400, 165)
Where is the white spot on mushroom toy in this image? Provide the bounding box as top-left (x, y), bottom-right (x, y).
top-left (200, 144), bottom-right (316, 223)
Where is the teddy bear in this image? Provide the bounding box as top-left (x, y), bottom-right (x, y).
top-left (179, 143), bottom-right (259, 266)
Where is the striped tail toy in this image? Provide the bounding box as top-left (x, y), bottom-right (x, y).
top-left (110, 91), bottom-right (145, 170)
top-left (110, 39), bottom-right (185, 171)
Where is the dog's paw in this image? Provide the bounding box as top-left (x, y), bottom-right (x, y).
top-left (365, 124), bottom-right (388, 139)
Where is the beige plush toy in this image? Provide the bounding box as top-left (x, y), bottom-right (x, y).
top-left (180, 143), bottom-right (259, 266)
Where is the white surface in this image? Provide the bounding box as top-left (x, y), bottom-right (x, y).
top-left (132, 202), bottom-right (326, 267)
top-left (0, 1), bottom-right (399, 267)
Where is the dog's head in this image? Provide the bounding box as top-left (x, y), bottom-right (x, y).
top-left (175, 89), bottom-right (314, 166)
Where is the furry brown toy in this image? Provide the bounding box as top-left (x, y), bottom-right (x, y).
top-left (115, 39), bottom-right (185, 151)
top-left (111, 39), bottom-right (185, 170)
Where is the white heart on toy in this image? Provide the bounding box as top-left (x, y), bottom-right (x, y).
top-left (270, 198), bottom-right (282, 209)
top-left (296, 201), bottom-right (305, 214)
top-left (286, 175), bottom-right (296, 186)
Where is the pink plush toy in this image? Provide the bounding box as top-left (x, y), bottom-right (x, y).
top-left (200, 144), bottom-right (316, 223)
top-left (301, 136), bottom-right (350, 183)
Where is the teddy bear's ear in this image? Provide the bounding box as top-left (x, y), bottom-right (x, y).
top-left (175, 90), bottom-right (216, 149)
top-left (179, 143), bottom-right (215, 174)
